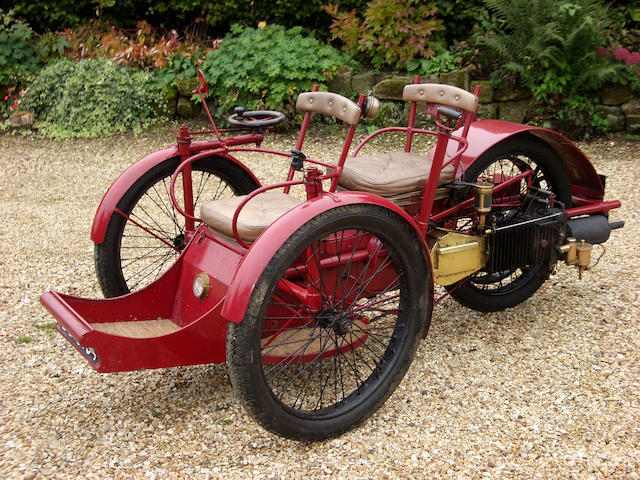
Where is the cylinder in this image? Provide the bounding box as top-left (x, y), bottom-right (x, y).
top-left (567, 215), bottom-right (611, 244)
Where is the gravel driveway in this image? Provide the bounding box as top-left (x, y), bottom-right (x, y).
top-left (0, 127), bottom-right (638, 479)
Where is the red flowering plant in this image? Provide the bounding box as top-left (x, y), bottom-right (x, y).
top-left (598, 43), bottom-right (640, 93)
top-left (1, 87), bottom-right (24, 118)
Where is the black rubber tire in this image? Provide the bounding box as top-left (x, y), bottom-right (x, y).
top-left (226, 204), bottom-right (432, 440)
top-left (94, 156), bottom-right (258, 297)
top-left (446, 134), bottom-right (572, 312)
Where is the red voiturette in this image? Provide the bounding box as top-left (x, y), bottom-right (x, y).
top-left (41, 70), bottom-right (623, 440)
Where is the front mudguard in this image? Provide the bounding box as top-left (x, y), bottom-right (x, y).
top-left (221, 191), bottom-right (434, 325)
top-left (90, 142), bottom-right (261, 244)
top-left (443, 120), bottom-right (604, 199)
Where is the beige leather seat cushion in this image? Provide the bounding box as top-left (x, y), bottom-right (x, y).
top-left (200, 191), bottom-right (302, 242)
top-left (338, 151), bottom-right (455, 197)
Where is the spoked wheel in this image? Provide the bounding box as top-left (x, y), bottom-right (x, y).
top-left (445, 135), bottom-right (572, 312)
top-left (94, 156), bottom-right (258, 297)
top-left (226, 205), bottom-right (432, 440)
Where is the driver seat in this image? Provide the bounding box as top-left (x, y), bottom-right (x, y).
top-left (201, 90), bottom-right (363, 243)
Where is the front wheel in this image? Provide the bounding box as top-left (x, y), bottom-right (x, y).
top-left (226, 204), bottom-right (432, 440)
top-left (94, 156), bottom-right (258, 297)
top-left (444, 135), bottom-right (572, 312)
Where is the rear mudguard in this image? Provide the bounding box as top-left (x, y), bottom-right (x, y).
top-left (221, 191), bottom-right (434, 324)
top-left (90, 141), bottom-right (261, 244)
top-left (445, 120), bottom-right (604, 199)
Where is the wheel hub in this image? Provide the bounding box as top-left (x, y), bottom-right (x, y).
top-left (173, 233), bottom-right (185, 250)
top-left (317, 309), bottom-right (353, 335)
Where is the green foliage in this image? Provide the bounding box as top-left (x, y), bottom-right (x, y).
top-left (556, 96), bottom-right (610, 138)
top-left (153, 51), bottom-right (203, 90)
top-left (479, 0), bottom-right (618, 103)
top-left (407, 44), bottom-right (464, 74)
top-left (200, 25), bottom-right (355, 116)
top-left (21, 58), bottom-right (164, 138)
top-left (0, 10), bottom-right (40, 88)
top-left (433, 0), bottom-right (485, 45)
top-left (326, 0), bottom-right (444, 70)
top-left (11, 0), bottom-right (367, 35)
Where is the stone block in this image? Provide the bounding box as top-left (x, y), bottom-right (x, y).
top-left (439, 68), bottom-right (469, 90)
top-left (373, 77), bottom-right (411, 100)
top-left (352, 72), bottom-right (376, 95)
top-left (498, 99), bottom-right (530, 123)
top-left (328, 65), bottom-right (353, 94)
top-left (177, 96), bottom-right (200, 118)
top-left (164, 85), bottom-right (178, 102)
top-left (351, 72), bottom-right (376, 95)
top-left (599, 105), bottom-right (625, 132)
top-left (626, 114), bottom-right (640, 133)
top-left (8, 111), bottom-right (33, 128)
top-left (477, 103), bottom-right (498, 120)
top-left (494, 83), bottom-right (530, 102)
top-left (176, 77), bottom-right (199, 97)
top-left (601, 84), bottom-right (630, 105)
top-left (470, 80), bottom-right (494, 103)
top-left (621, 98), bottom-right (640, 115)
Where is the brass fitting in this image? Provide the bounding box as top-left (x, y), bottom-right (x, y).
top-left (559, 237), bottom-right (577, 265)
top-left (474, 182), bottom-right (493, 231)
top-left (576, 240), bottom-right (593, 279)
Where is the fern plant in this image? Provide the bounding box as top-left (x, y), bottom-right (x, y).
top-left (480, 0), bottom-right (618, 102)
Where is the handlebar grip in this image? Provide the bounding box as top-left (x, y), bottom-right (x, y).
top-left (437, 106), bottom-right (463, 120)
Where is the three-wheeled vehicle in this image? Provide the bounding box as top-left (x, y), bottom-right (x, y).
top-left (41, 71), bottom-right (623, 440)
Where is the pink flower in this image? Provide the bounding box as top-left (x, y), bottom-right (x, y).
top-left (627, 52), bottom-right (640, 66)
top-left (613, 47), bottom-right (630, 61)
top-left (3, 96), bottom-right (7, 101)
top-left (18, 90), bottom-right (23, 97)
top-left (10, 100), bottom-right (18, 110)
top-left (6, 88), bottom-right (12, 94)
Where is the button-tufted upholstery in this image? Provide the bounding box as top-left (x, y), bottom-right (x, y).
top-left (338, 151), bottom-right (455, 197)
top-left (296, 92), bottom-right (362, 125)
top-left (403, 84), bottom-right (478, 113)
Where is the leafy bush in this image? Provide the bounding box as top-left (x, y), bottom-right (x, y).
top-left (480, 0), bottom-right (617, 102)
top-left (21, 58), bottom-right (164, 138)
top-left (11, 0), bottom-right (367, 35)
top-left (0, 10), bottom-right (40, 88)
top-left (200, 25), bottom-right (356, 116)
top-left (479, 0), bottom-right (619, 135)
top-left (53, 20), bottom-right (216, 70)
top-left (407, 44), bottom-right (464, 75)
top-left (325, 0), bottom-right (444, 70)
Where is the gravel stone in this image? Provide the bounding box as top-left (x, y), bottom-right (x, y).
top-left (0, 126), bottom-right (638, 479)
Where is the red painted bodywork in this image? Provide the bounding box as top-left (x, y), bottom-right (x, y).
top-left (220, 191), bottom-right (430, 324)
top-left (41, 226), bottom-right (243, 371)
top-left (90, 138), bottom-right (262, 244)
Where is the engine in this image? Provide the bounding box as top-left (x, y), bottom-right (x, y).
top-left (429, 185), bottom-right (621, 286)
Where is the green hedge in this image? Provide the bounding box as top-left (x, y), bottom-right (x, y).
top-left (10, 0), bottom-right (367, 34)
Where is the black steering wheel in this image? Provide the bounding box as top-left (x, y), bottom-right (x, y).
top-left (228, 107), bottom-right (286, 128)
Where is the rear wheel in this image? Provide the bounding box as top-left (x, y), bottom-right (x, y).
top-left (226, 205), bottom-right (432, 440)
top-left (446, 136), bottom-right (572, 312)
top-left (95, 156), bottom-right (258, 297)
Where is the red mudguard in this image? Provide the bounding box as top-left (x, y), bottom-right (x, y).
top-left (449, 120), bottom-right (605, 199)
top-left (90, 141), bottom-right (261, 244)
top-left (221, 191), bottom-right (433, 324)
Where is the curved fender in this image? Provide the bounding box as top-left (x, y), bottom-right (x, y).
top-left (221, 191), bottom-right (433, 324)
top-left (442, 120), bottom-right (604, 198)
top-left (90, 141), bottom-right (261, 244)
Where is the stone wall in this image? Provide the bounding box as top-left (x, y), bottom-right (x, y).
top-left (328, 66), bottom-right (640, 133)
